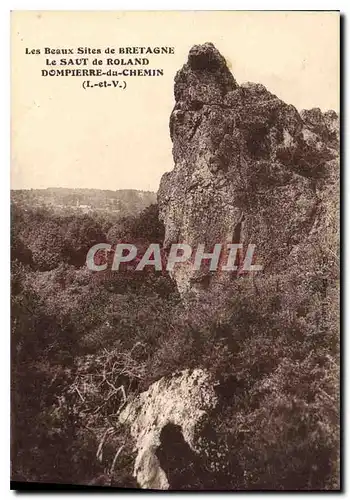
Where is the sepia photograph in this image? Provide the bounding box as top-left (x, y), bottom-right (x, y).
top-left (10, 10), bottom-right (340, 491)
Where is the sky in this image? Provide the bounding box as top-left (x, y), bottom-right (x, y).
top-left (11, 11), bottom-right (340, 192)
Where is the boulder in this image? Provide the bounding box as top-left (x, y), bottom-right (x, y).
top-left (158, 43), bottom-right (339, 301)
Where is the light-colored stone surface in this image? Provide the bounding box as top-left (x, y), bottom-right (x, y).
top-left (158, 43), bottom-right (339, 302)
top-left (119, 369), bottom-right (218, 489)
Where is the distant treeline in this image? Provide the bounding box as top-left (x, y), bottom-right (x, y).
top-left (11, 188), bottom-right (157, 217)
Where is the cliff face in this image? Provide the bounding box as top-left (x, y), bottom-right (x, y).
top-left (121, 44), bottom-right (339, 490)
top-left (119, 369), bottom-right (218, 490)
top-left (158, 43), bottom-right (339, 298)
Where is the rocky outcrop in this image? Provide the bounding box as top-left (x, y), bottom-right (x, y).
top-left (120, 44), bottom-right (339, 491)
top-left (119, 369), bottom-right (219, 489)
top-left (158, 42), bottom-right (339, 298)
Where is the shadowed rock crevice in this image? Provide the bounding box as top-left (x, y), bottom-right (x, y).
top-left (155, 422), bottom-right (243, 490)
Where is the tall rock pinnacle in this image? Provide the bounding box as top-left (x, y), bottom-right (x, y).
top-left (158, 43), bottom-right (339, 300)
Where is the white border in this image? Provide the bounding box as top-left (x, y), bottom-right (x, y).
top-left (2, 1), bottom-right (347, 498)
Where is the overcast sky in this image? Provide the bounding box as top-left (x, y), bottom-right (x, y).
top-left (11, 11), bottom-right (339, 192)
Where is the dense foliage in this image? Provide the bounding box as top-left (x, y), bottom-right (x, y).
top-left (11, 190), bottom-right (339, 489)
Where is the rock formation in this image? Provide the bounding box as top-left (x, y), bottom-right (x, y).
top-left (120, 43), bottom-right (339, 490)
top-left (158, 42), bottom-right (339, 298)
